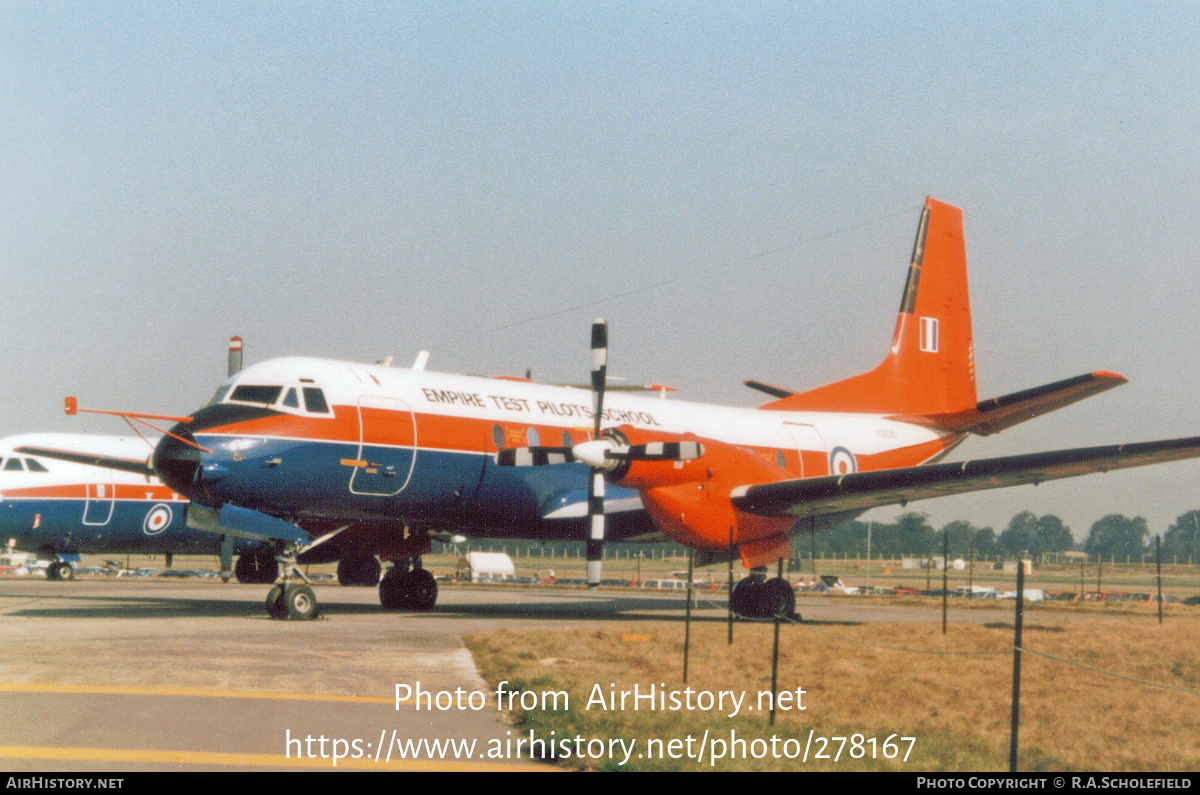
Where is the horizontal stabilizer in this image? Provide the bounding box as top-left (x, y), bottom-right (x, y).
top-left (744, 380), bottom-right (795, 399)
top-left (909, 371), bottom-right (1127, 436)
top-left (14, 446), bottom-right (155, 477)
top-left (731, 434), bottom-right (1200, 519)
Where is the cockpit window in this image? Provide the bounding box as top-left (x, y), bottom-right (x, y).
top-left (282, 387), bottom-right (300, 408)
top-left (302, 387), bottom-right (330, 414)
top-left (4, 458), bottom-right (24, 471)
top-left (207, 385), bottom-right (232, 407)
top-left (230, 385), bottom-right (283, 405)
top-left (25, 458), bottom-right (48, 472)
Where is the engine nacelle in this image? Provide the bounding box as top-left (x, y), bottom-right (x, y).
top-left (608, 425), bottom-right (797, 554)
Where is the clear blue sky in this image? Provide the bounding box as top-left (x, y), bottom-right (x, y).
top-left (5, 2), bottom-right (1200, 544)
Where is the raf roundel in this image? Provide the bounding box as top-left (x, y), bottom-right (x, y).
top-left (829, 447), bottom-right (857, 476)
top-left (142, 504), bottom-right (173, 536)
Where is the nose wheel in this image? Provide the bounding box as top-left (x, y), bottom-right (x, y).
top-left (263, 544), bottom-right (321, 620)
top-left (266, 583), bottom-right (320, 620)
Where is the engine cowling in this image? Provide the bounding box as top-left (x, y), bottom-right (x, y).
top-left (607, 425), bottom-right (797, 554)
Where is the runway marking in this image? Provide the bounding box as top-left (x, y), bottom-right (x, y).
top-left (0, 682), bottom-right (405, 706)
top-left (0, 745), bottom-right (549, 772)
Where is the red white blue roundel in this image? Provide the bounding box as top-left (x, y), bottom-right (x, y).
top-left (143, 504), bottom-right (173, 536)
top-left (829, 447), bottom-right (857, 476)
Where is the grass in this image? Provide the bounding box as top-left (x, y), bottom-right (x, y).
top-left (465, 614), bottom-right (1200, 771)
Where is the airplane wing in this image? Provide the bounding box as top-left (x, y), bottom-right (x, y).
top-left (730, 435), bottom-right (1200, 520)
top-left (14, 446), bottom-right (155, 477)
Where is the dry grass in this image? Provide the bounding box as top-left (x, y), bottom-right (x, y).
top-left (465, 614), bottom-right (1200, 771)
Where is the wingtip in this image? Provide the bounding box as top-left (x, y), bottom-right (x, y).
top-left (1093, 370), bottom-right (1128, 384)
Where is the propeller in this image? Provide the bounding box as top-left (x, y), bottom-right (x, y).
top-left (585, 319), bottom-right (608, 589)
top-left (494, 319), bottom-right (703, 589)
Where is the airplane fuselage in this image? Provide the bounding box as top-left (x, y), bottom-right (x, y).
top-left (155, 357), bottom-right (961, 551)
top-left (0, 434), bottom-right (209, 557)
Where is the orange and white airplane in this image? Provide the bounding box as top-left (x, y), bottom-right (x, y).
top-left (23, 198), bottom-right (1200, 619)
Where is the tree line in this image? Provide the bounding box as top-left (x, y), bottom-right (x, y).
top-left (807, 510), bottom-right (1200, 561)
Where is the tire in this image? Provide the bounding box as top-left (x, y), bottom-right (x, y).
top-left (265, 584), bottom-right (286, 618)
top-left (730, 578), bottom-right (763, 618)
top-left (284, 584), bottom-right (319, 620)
top-left (236, 551), bottom-right (279, 585)
top-left (48, 561), bottom-right (74, 581)
top-left (379, 568), bottom-right (411, 610)
top-left (409, 568), bottom-right (438, 611)
top-left (338, 555), bottom-right (381, 587)
top-left (763, 577), bottom-right (796, 619)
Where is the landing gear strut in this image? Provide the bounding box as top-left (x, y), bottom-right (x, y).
top-left (379, 559), bottom-right (438, 611)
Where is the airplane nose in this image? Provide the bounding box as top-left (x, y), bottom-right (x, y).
top-left (152, 429), bottom-right (204, 503)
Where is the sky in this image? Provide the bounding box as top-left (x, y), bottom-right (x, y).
top-left (4, 2), bottom-right (1200, 544)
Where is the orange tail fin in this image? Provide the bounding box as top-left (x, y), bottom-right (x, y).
top-left (762, 197), bottom-right (976, 416)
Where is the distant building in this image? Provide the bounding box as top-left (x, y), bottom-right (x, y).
top-left (456, 551), bottom-right (516, 582)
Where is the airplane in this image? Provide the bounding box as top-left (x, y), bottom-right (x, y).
top-left (0, 337), bottom-right (275, 583)
top-left (0, 432), bottom-right (210, 580)
top-left (22, 197), bottom-right (1200, 620)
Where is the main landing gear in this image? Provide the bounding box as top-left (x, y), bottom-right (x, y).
top-left (730, 568), bottom-right (797, 620)
top-left (235, 548), bottom-right (280, 584)
top-left (379, 559), bottom-right (437, 611)
top-left (259, 554), bottom-right (438, 620)
top-left (337, 554), bottom-right (382, 586)
top-left (46, 560), bottom-right (74, 581)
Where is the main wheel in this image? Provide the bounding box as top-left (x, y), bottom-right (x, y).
top-left (48, 561), bottom-right (74, 581)
top-left (408, 568), bottom-right (438, 611)
top-left (337, 555), bottom-right (381, 587)
top-left (283, 584), bottom-right (319, 620)
top-left (379, 568), bottom-right (412, 610)
top-left (730, 578), bottom-right (764, 618)
top-left (763, 577), bottom-right (796, 619)
top-left (236, 551), bottom-right (279, 584)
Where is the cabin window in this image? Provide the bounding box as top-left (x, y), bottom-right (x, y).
top-left (561, 430), bottom-right (573, 447)
top-left (526, 427), bottom-right (540, 446)
top-left (492, 424), bottom-right (504, 450)
top-left (230, 385), bottom-right (283, 405)
top-left (302, 387), bottom-right (330, 414)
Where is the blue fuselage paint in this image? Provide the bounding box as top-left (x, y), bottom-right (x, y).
top-left (192, 432), bottom-right (655, 543)
top-left (0, 498), bottom-right (250, 556)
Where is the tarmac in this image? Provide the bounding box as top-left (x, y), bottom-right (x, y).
top-left (0, 577), bottom-right (1023, 772)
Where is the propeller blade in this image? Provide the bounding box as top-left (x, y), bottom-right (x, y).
top-left (591, 319), bottom-right (607, 439)
top-left (587, 320), bottom-right (610, 589)
top-left (605, 441), bottom-right (705, 462)
top-left (586, 468), bottom-right (605, 589)
top-left (494, 447), bottom-right (575, 466)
